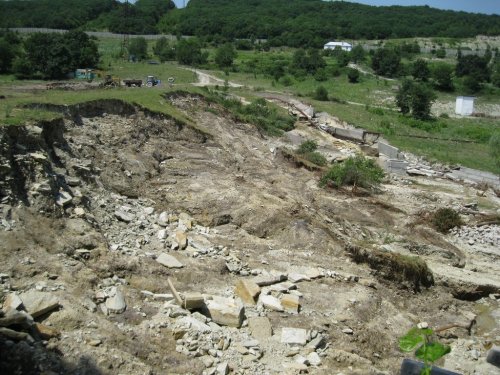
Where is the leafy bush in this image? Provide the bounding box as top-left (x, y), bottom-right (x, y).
top-left (320, 155), bottom-right (384, 191)
top-left (305, 152), bottom-right (327, 166)
top-left (297, 140), bottom-right (318, 154)
top-left (400, 327), bottom-right (451, 375)
top-left (347, 67), bottom-right (360, 83)
top-left (314, 85), bottom-right (329, 101)
top-left (431, 208), bottom-right (463, 233)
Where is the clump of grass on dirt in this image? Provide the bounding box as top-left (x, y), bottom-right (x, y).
top-left (296, 140), bottom-right (327, 166)
top-left (431, 208), bottom-right (463, 233)
top-left (202, 88), bottom-right (295, 136)
top-left (346, 244), bottom-right (434, 291)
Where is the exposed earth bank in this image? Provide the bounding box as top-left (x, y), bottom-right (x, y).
top-left (0, 95), bottom-right (499, 375)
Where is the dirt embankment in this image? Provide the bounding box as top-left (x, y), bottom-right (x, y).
top-left (0, 95), bottom-right (499, 375)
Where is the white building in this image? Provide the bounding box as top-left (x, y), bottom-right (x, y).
top-left (324, 41), bottom-right (353, 52)
top-left (455, 96), bottom-right (475, 116)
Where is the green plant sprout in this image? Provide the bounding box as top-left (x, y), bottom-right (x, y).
top-left (399, 326), bottom-right (451, 375)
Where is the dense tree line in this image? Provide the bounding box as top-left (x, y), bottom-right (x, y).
top-left (0, 0), bottom-right (175, 34)
top-left (1, 0), bottom-right (499, 43)
top-left (158, 0), bottom-right (500, 47)
top-left (0, 30), bottom-right (99, 79)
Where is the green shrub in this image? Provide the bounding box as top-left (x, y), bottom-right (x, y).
top-left (297, 140), bottom-right (318, 154)
top-left (431, 208), bottom-right (463, 233)
top-left (304, 151), bottom-right (327, 166)
top-left (347, 67), bottom-right (360, 83)
top-left (320, 155), bottom-right (384, 191)
top-left (314, 85), bottom-right (329, 101)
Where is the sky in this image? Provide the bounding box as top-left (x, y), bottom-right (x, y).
top-left (123, 0), bottom-right (499, 15)
top-left (344, 1), bottom-right (499, 15)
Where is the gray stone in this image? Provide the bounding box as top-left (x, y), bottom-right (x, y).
top-left (176, 316), bottom-right (211, 333)
top-left (156, 253), bottom-right (184, 269)
top-left (56, 191), bottom-right (73, 207)
top-left (105, 287), bottom-right (126, 314)
top-left (216, 362), bottom-right (229, 375)
top-left (253, 271), bottom-right (287, 287)
top-left (205, 296), bottom-right (245, 328)
top-left (19, 290), bottom-right (59, 318)
top-left (248, 317), bottom-right (272, 341)
top-left (307, 352), bottom-right (322, 366)
top-left (114, 210), bottom-right (134, 223)
top-left (260, 295), bottom-right (283, 312)
top-left (2, 293), bottom-right (23, 313)
top-left (175, 231), bottom-right (188, 250)
top-left (235, 279), bottom-right (261, 305)
top-left (281, 327), bottom-right (308, 346)
top-left (158, 211), bottom-right (169, 227)
top-left (487, 346), bottom-right (500, 367)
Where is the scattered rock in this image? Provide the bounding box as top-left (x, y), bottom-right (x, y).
top-left (307, 352), bottom-right (322, 366)
top-left (253, 271), bottom-right (287, 287)
top-left (248, 317), bottom-right (273, 341)
top-left (205, 296), bottom-right (245, 328)
top-left (235, 279), bottom-right (261, 305)
top-left (260, 295), bottom-right (284, 312)
top-left (105, 287), bottom-right (127, 314)
top-left (487, 346), bottom-right (500, 367)
top-left (175, 230), bottom-right (188, 250)
top-left (2, 293), bottom-right (23, 313)
top-left (280, 294), bottom-right (301, 314)
top-left (19, 290), bottom-right (59, 318)
top-left (156, 253), bottom-right (184, 269)
top-left (281, 327), bottom-right (308, 346)
top-left (114, 209), bottom-right (134, 223)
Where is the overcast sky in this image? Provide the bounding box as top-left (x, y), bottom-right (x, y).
top-left (123, 0), bottom-right (499, 15)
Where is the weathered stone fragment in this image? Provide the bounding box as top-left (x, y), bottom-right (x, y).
top-left (235, 279), bottom-right (261, 305)
top-left (253, 271), bottom-right (287, 287)
top-left (183, 292), bottom-right (205, 310)
top-left (19, 290), bottom-right (59, 318)
top-left (175, 231), bottom-right (188, 250)
top-left (105, 287), bottom-right (126, 314)
top-left (248, 317), bottom-right (272, 341)
top-left (205, 296), bottom-right (245, 328)
top-left (280, 294), bottom-right (301, 314)
top-left (156, 253), bottom-right (184, 268)
top-left (281, 327), bottom-right (307, 346)
top-left (2, 293), bottom-right (23, 313)
top-left (260, 295), bottom-right (283, 312)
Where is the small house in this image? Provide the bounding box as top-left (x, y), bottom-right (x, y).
top-left (455, 96), bottom-right (475, 116)
top-left (324, 41), bottom-right (353, 52)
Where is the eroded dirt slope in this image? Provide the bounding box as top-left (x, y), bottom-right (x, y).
top-left (0, 96), bottom-right (499, 375)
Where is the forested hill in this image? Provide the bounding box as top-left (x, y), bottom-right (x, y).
top-left (0, 0), bottom-right (176, 34)
top-left (158, 0), bottom-right (500, 45)
top-left (1, 0), bottom-right (499, 43)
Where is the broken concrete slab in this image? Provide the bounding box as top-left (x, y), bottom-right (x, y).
top-left (156, 253), bottom-right (184, 268)
top-left (281, 327), bottom-right (308, 346)
top-left (19, 290), bottom-right (59, 318)
top-left (248, 317), bottom-right (272, 342)
top-left (260, 295), bottom-right (284, 312)
top-left (205, 296), bottom-right (245, 328)
top-left (280, 294), bottom-right (301, 314)
top-left (235, 279), bottom-right (261, 305)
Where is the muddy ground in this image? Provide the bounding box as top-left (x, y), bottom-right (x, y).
top-left (0, 95), bottom-right (499, 375)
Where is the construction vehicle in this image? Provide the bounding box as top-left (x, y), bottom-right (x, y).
top-left (146, 75), bottom-right (161, 87)
top-left (101, 75), bottom-right (121, 88)
top-left (123, 79), bottom-right (143, 87)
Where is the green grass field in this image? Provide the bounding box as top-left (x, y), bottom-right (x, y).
top-left (1, 37), bottom-right (499, 174)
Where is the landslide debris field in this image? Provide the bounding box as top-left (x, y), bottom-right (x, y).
top-left (0, 94), bottom-right (499, 375)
